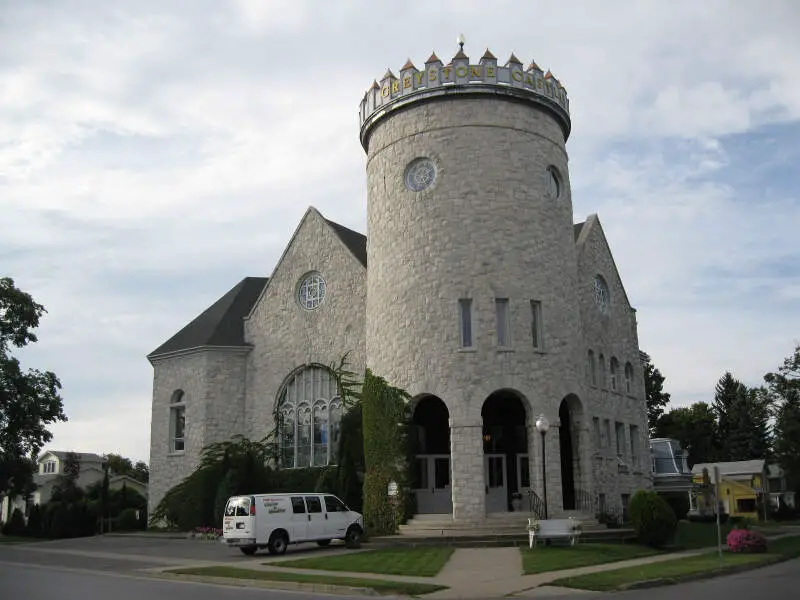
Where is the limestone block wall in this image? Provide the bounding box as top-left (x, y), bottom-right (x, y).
top-left (243, 209), bottom-right (366, 443)
top-left (363, 96), bottom-right (588, 521)
top-left (576, 216), bottom-right (652, 514)
top-left (148, 350), bottom-right (212, 517)
top-left (202, 350), bottom-right (249, 446)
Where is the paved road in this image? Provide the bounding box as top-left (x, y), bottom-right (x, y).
top-left (0, 561), bottom-right (370, 600)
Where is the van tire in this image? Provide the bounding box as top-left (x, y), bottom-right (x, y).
top-left (316, 539), bottom-right (331, 547)
top-left (268, 531), bottom-right (289, 555)
top-left (240, 546), bottom-right (257, 556)
top-left (345, 525), bottom-right (363, 548)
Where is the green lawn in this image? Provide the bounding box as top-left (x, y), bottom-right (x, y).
top-left (520, 543), bottom-right (658, 575)
top-left (551, 534), bottom-right (800, 592)
top-left (168, 566), bottom-right (446, 596)
top-left (674, 521), bottom-right (735, 549)
top-left (0, 535), bottom-right (36, 544)
top-left (274, 547), bottom-right (454, 577)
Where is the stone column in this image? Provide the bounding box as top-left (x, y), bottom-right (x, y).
top-left (450, 418), bottom-right (485, 523)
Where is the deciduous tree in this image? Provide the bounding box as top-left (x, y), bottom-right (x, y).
top-left (642, 352), bottom-right (671, 433)
top-left (766, 345), bottom-right (800, 490)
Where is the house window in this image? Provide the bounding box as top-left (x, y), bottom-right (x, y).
top-left (603, 419), bottom-right (611, 451)
top-left (598, 493), bottom-right (607, 514)
top-left (630, 425), bottom-right (640, 467)
top-left (495, 298), bottom-right (510, 347)
top-left (610, 357), bottom-right (619, 391)
top-left (458, 298), bottom-right (473, 348)
top-left (277, 366), bottom-right (342, 468)
top-left (621, 494), bottom-right (630, 521)
top-left (624, 362), bottom-right (634, 393)
top-left (42, 461), bottom-right (57, 474)
top-left (530, 300), bottom-right (543, 349)
top-left (587, 350), bottom-right (596, 385)
top-left (592, 417), bottom-right (601, 449)
top-left (737, 498), bottom-right (757, 513)
top-left (615, 422), bottom-right (626, 457)
top-left (169, 389), bottom-right (186, 453)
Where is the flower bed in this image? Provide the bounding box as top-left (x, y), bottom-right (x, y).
top-left (187, 526), bottom-right (223, 540)
top-left (726, 528), bottom-right (767, 553)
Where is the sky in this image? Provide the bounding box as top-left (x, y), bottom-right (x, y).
top-left (2, 0), bottom-right (799, 464)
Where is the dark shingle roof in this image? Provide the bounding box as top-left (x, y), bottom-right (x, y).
top-left (148, 276), bottom-right (268, 358)
top-left (573, 222), bottom-right (584, 241)
top-left (325, 218), bottom-right (367, 267)
top-left (43, 451), bottom-right (104, 462)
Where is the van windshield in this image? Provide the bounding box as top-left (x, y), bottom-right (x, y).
top-left (224, 497), bottom-right (251, 517)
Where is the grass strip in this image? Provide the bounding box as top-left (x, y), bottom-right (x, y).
top-left (168, 566), bottom-right (447, 596)
top-left (520, 543), bottom-right (658, 575)
top-left (0, 536), bottom-right (38, 544)
top-left (275, 546), bottom-right (454, 577)
top-left (551, 534), bottom-right (800, 591)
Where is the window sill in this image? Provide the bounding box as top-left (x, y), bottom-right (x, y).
top-left (496, 347), bottom-right (514, 353)
top-left (168, 451), bottom-right (186, 457)
top-left (533, 348), bottom-right (547, 354)
top-left (457, 347), bottom-right (477, 353)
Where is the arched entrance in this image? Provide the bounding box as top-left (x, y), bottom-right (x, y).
top-left (558, 395), bottom-right (583, 510)
top-left (410, 395), bottom-right (452, 514)
top-left (482, 390), bottom-right (529, 513)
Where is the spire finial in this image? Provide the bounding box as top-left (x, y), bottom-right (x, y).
top-left (457, 33), bottom-right (466, 51)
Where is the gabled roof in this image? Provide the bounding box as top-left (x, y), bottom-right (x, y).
top-left (40, 451), bottom-right (105, 463)
top-left (325, 218), bottom-right (367, 267)
top-left (691, 460), bottom-right (766, 476)
top-left (148, 276), bottom-right (268, 359)
top-left (573, 221), bottom-right (584, 241)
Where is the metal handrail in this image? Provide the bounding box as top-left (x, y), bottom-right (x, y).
top-left (527, 489), bottom-right (546, 519)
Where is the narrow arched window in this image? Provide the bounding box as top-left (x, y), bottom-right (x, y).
top-left (587, 350), bottom-right (596, 386)
top-left (276, 366), bottom-right (342, 468)
top-left (625, 362), bottom-right (634, 394)
top-left (598, 354), bottom-right (606, 388)
top-left (610, 357), bottom-right (619, 391)
top-left (169, 389), bottom-right (186, 453)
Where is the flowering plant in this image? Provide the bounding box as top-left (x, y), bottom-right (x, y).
top-left (190, 526), bottom-right (223, 540)
top-left (726, 528), bottom-right (767, 553)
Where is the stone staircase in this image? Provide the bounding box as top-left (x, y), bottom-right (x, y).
top-left (370, 512), bottom-right (635, 547)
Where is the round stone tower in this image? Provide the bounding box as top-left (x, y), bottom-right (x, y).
top-left (359, 43), bottom-right (586, 522)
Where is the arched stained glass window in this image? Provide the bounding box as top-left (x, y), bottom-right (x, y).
top-left (277, 366), bottom-right (343, 468)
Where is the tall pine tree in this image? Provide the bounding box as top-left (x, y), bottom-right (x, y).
top-left (766, 345), bottom-right (800, 490)
top-left (713, 372), bottom-right (771, 461)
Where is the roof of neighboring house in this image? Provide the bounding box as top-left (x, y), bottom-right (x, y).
top-left (109, 474), bottom-right (148, 489)
top-left (40, 451), bottom-right (105, 463)
top-left (147, 276), bottom-right (269, 358)
top-left (691, 460), bottom-right (766, 476)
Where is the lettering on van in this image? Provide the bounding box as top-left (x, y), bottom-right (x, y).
top-left (262, 499), bottom-right (287, 514)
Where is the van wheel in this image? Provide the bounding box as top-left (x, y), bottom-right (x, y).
top-left (317, 539), bottom-right (331, 547)
top-left (268, 531), bottom-right (289, 555)
top-left (240, 546), bottom-right (257, 556)
top-left (345, 525), bottom-right (363, 549)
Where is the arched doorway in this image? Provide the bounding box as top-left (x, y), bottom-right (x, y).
top-left (411, 395), bottom-right (451, 514)
top-left (558, 395), bottom-right (583, 510)
top-left (482, 390), bottom-right (529, 513)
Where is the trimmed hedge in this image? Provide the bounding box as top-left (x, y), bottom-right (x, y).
top-left (629, 489), bottom-right (678, 548)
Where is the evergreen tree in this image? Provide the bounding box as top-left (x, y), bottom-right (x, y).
top-left (766, 345), bottom-right (800, 490)
top-left (713, 373), bottom-right (771, 461)
top-left (642, 352), bottom-right (671, 433)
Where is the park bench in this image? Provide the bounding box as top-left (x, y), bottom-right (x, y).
top-left (527, 517), bottom-right (581, 548)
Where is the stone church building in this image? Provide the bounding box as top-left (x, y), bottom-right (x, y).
top-left (147, 43), bottom-right (652, 524)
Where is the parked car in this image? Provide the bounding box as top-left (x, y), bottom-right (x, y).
top-left (222, 492), bottom-right (364, 555)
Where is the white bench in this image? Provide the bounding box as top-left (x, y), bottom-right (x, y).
top-left (527, 518), bottom-right (581, 548)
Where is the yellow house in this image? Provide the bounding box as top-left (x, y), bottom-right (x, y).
top-left (689, 460), bottom-right (768, 520)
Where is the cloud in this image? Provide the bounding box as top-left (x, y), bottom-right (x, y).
top-left (2, 0), bottom-right (799, 463)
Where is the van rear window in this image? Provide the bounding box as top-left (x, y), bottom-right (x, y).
top-left (224, 497), bottom-right (251, 517)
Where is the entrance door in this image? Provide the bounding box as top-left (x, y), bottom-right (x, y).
top-left (414, 454), bottom-right (452, 513)
top-left (485, 453), bottom-right (507, 513)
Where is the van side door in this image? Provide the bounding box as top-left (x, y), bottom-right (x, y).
top-left (289, 496), bottom-right (308, 541)
top-left (323, 494), bottom-right (349, 538)
top-left (304, 495), bottom-right (326, 540)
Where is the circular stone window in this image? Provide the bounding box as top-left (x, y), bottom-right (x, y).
top-left (298, 272), bottom-right (326, 310)
top-left (594, 275), bottom-right (610, 314)
top-left (546, 166), bottom-right (561, 199)
top-left (404, 157), bottom-right (437, 192)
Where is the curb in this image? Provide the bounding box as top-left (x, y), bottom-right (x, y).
top-left (618, 554), bottom-right (789, 591)
top-left (156, 572), bottom-right (382, 596)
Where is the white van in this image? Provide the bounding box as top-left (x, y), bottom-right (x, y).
top-left (222, 492), bottom-right (364, 555)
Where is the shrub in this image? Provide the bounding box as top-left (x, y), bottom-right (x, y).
top-left (727, 528), bottom-right (767, 553)
top-left (25, 504), bottom-right (44, 537)
top-left (2, 508), bottom-right (26, 537)
top-left (662, 492), bottom-right (690, 520)
top-left (628, 490), bottom-right (678, 548)
top-left (116, 508), bottom-right (141, 531)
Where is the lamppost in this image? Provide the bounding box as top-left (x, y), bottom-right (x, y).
top-left (535, 414), bottom-right (550, 520)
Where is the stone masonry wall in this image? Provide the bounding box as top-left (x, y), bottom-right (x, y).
top-left (243, 208), bottom-right (366, 443)
top-left (363, 97), bottom-right (589, 521)
top-left (576, 216), bottom-right (653, 516)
